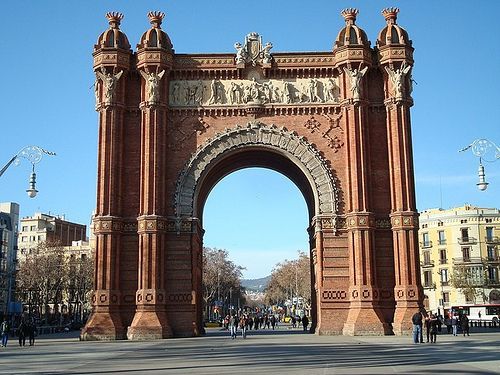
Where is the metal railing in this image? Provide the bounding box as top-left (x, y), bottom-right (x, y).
top-left (420, 241), bottom-right (433, 248)
top-left (420, 260), bottom-right (435, 267)
top-left (485, 236), bottom-right (499, 244)
top-left (457, 236), bottom-right (477, 245)
top-left (452, 256), bottom-right (483, 264)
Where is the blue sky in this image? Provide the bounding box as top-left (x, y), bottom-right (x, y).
top-left (1, 1), bottom-right (499, 278)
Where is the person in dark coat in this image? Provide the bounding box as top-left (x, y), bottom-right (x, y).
top-left (302, 315), bottom-right (309, 332)
top-left (28, 319), bottom-right (37, 346)
top-left (17, 320), bottom-right (27, 347)
top-left (429, 314), bottom-right (438, 343)
top-left (461, 314), bottom-right (470, 336)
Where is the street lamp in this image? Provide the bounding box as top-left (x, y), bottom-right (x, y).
top-left (0, 146), bottom-right (56, 198)
top-left (459, 139), bottom-right (499, 191)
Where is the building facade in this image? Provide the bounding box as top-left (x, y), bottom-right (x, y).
top-left (83, 8), bottom-right (423, 340)
top-left (419, 205), bottom-right (500, 314)
top-left (0, 202), bottom-right (20, 318)
top-left (17, 213), bottom-right (87, 258)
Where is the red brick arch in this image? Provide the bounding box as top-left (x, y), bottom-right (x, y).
top-left (82, 9), bottom-right (423, 340)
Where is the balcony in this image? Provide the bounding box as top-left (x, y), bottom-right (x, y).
top-left (457, 236), bottom-right (477, 245)
top-left (420, 260), bottom-right (435, 268)
top-left (420, 241), bottom-right (433, 249)
top-left (486, 256), bottom-right (500, 263)
top-left (452, 256), bottom-right (483, 264)
top-left (485, 236), bottom-right (499, 244)
top-left (439, 259), bottom-right (448, 265)
top-left (438, 239), bottom-right (447, 245)
top-left (485, 279), bottom-right (500, 287)
top-left (423, 282), bottom-right (436, 289)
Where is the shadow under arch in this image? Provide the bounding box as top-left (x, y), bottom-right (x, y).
top-left (174, 121), bottom-right (340, 333)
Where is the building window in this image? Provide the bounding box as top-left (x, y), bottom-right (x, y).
top-left (462, 247), bottom-right (471, 262)
top-left (443, 292), bottom-right (450, 303)
top-left (438, 230), bottom-right (446, 245)
top-left (423, 271), bottom-right (433, 287)
top-left (30, 225), bottom-right (37, 231)
top-left (423, 251), bottom-right (431, 265)
top-left (461, 219), bottom-right (468, 224)
top-left (486, 227), bottom-right (494, 241)
top-left (461, 228), bottom-right (469, 241)
top-left (21, 236), bottom-right (27, 242)
top-left (437, 221), bottom-right (444, 227)
top-left (22, 226), bottom-right (28, 232)
top-left (440, 269), bottom-right (449, 285)
top-left (29, 236), bottom-right (36, 242)
top-left (486, 218), bottom-right (492, 223)
top-left (422, 224), bottom-right (428, 229)
top-left (439, 249), bottom-right (447, 264)
top-left (422, 233), bottom-right (430, 247)
top-left (488, 267), bottom-right (498, 283)
top-left (488, 246), bottom-right (497, 261)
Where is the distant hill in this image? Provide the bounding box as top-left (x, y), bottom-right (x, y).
top-left (241, 276), bottom-right (270, 292)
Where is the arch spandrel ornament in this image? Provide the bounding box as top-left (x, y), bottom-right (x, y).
top-left (174, 121), bottom-right (339, 219)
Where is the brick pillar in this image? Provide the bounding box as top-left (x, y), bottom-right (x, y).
top-left (385, 100), bottom-right (423, 335)
top-left (342, 101), bottom-right (392, 335)
top-left (82, 85), bottom-right (127, 340)
top-left (127, 95), bottom-right (172, 340)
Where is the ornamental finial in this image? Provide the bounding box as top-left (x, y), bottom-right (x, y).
top-left (148, 11), bottom-right (165, 28)
top-left (341, 8), bottom-right (359, 25)
top-left (105, 12), bottom-right (123, 29)
top-left (382, 8), bottom-right (399, 25)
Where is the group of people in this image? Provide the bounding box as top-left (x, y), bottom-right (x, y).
top-left (411, 310), bottom-right (470, 343)
top-left (223, 313), bottom-right (310, 339)
top-left (1, 317), bottom-right (37, 348)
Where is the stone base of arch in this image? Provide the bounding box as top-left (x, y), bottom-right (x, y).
top-left (80, 310), bottom-right (127, 341)
top-left (342, 306), bottom-right (394, 336)
top-left (126, 309), bottom-right (173, 340)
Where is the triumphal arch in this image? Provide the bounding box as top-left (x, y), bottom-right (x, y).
top-left (82, 7), bottom-right (424, 340)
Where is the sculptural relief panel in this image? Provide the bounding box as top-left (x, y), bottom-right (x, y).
top-left (169, 77), bottom-right (340, 107)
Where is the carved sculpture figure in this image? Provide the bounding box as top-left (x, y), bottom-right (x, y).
top-left (171, 82), bottom-right (181, 105)
top-left (385, 61), bottom-right (411, 99)
top-left (262, 42), bottom-right (273, 64)
top-left (208, 79), bottom-right (224, 104)
top-left (344, 66), bottom-right (368, 100)
top-left (308, 79), bottom-right (322, 102)
top-left (228, 82), bottom-right (242, 104)
top-left (282, 80), bottom-right (293, 104)
top-left (96, 68), bottom-right (123, 104)
top-left (140, 70), bottom-right (165, 103)
top-left (324, 78), bottom-right (338, 102)
top-left (234, 42), bottom-right (247, 64)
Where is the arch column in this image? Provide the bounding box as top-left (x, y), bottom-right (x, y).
top-left (341, 103), bottom-right (391, 335)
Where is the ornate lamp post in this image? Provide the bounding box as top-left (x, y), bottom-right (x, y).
top-left (0, 146), bottom-right (56, 197)
top-left (460, 139), bottom-right (500, 191)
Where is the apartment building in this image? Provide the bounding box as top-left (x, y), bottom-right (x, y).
top-left (0, 202), bottom-right (20, 317)
top-left (419, 205), bottom-right (500, 314)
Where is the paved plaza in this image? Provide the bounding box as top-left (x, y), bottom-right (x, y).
top-left (1, 326), bottom-right (499, 374)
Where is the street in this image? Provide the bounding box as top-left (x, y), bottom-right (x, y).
top-left (1, 325), bottom-right (499, 374)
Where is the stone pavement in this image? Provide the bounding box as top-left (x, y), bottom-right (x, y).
top-left (0, 326), bottom-right (499, 374)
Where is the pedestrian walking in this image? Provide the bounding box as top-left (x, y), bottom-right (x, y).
top-left (270, 315), bottom-right (276, 330)
top-left (229, 314), bottom-right (238, 339)
top-left (429, 314), bottom-right (438, 343)
top-left (451, 313), bottom-right (459, 336)
top-left (239, 315), bottom-right (247, 339)
top-left (17, 320), bottom-right (27, 347)
top-left (461, 314), bottom-right (470, 336)
top-left (302, 315), bottom-right (309, 332)
top-left (28, 319), bottom-right (37, 346)
top-left (411, 310), bottom-right (423, 344)
top-left (1, 318), bottom-right (9, 347)
top-left (424, 313), bottom-right (431, 342)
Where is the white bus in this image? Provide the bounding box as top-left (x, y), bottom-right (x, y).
top-left (451, 304), bottom-right (500, 323)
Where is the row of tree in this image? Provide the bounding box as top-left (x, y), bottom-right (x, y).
top-left (265, 251), bottom-right (311, 313)
top-left (16, 241), bottom-right (93, 325)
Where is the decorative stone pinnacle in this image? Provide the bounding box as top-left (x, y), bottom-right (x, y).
top-left (341, 8), bottom-right (358, 25)
top-left (148, 11), bottom-right (165, 28)
top-left (105, 12), bottom-right (123, 29)
top-left (382, 7), bottom-right (399, 24)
